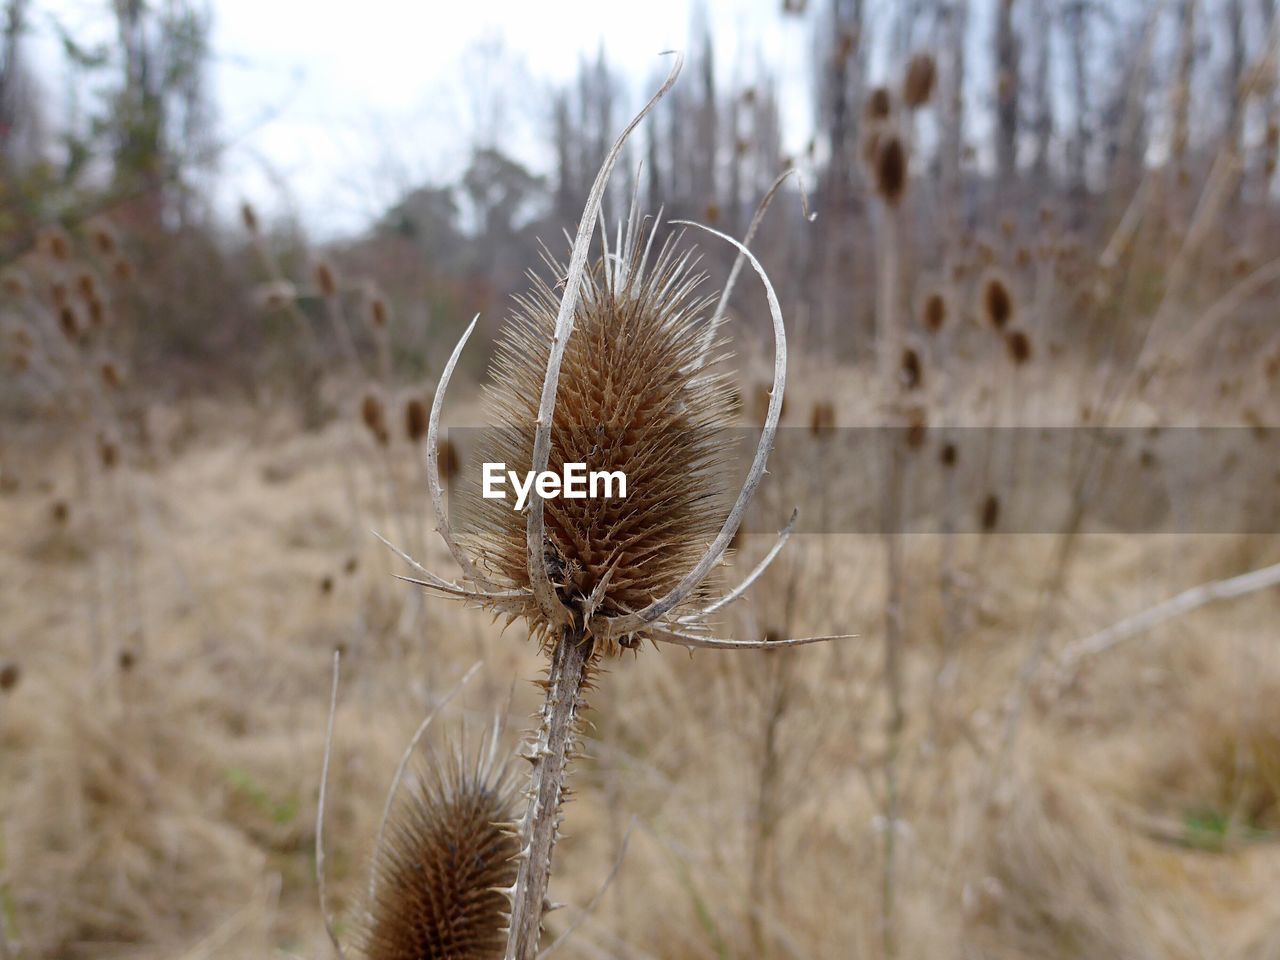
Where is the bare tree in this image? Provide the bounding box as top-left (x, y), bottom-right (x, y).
top-left (995, 0), bottom-right (1021, 183)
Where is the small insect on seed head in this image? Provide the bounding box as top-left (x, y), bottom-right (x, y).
top-left (362, 740), bottom-right (519, 960)
top-left (404, 397), bottom-right (429, 443)
top-left (922, 292), bottom-right (947, 333)
top-left (875, 135), bottom-right (908, 206)
top-left (0, 660), bottom-right (20, 693)
top-left (981, 276), bottom-right (1014, 330)
top-left (903, 53), bottom-right (937, 109)
top-left (1005, 329), bottom-right (1032, 365)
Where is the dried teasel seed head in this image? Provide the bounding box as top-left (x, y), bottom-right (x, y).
top-left (1005, 329), bottom-right (1032, 365)
top-left (437, 438), bottom-right (459, 482)
top-left (404, 397), bottom-right (429, 443)
top-left (367, 292), bottom-right (390, 331)
top-left (980, 493), bottom-right (1000, 532)
top-left (87, 220), bottom-right (118, 257)
top-left (58, 305), bottom-right (81, 341)
top-left (314, 261), bottom-right (338, 298)
top-left (902, 53), bottom-right (937, 109)
top-left (465, 228), bottom-right (738, 653)
top-left (361, 392), bottom-right (390, 446)
top-left (0, 661), bottom-right (19, 692)
top-left (41, 227), bottom-right (72, 262)
top-left (922, 292), bottom-right (947, 333)
top-left (101, 361), bottom-right (123, 390)
top-left (98, 436), bottom-right (119, 470)
top-left (866, 85), bottom-right (892, 120)
top-left (240, 202), bottom-right (259, 234)
top-left (809, 400), bottom-right (837, 435)
top-left (361, 740), bottom-right (519, 960)
top-left (981, 276), bottom-right (1014, 330)
top-left (899, 347), bottom-right (923, 390)
top-left (874, 136), bottom-right (908, 206)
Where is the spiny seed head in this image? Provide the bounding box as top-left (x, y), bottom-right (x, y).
top-left (1005, 329), bottom-right (1032, 365)
top-left (981, 493), bottom-right (1000, 532)
top-left (315, 261), bottom-right (338, 298)
top-left (903, 53), bottom-right (937, 109)
top-left (809, 400), bottom-right (836, 435)
top-left (101, 362), bottom-right (123, 390)
top-left (981, 276), bottom-right (1014, 330)
top-left (463, 232), bottom-right (738, 654)
top-left (361, 392), bottom-right (390, 447)
top-left (922, 292), bottom-right (947, 333)
top-left (362, 742), bottom-right (519, 960)
top-left (900, 347), bottom-right (923, 390)
top-left (875, 136), bottom-right (908, 206)
top-left (404, 397), bottom-right (429, 443)
top-left (866, 86), bottom-right (892, 120)
top-left (437, 439), bottom-right (460, 483)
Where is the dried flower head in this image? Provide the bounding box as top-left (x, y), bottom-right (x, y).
top-left (315, 261), bottom-right (339, 299)
top-left (362, 743), bottom-right (519, 960)
top-left (466, 232), bottom-right (738, 654)
top-left (875, 135), bottom-right (908, 206)
top-left (361, 393), bottom-right (390, 447)
top-left (0, 661), bottom-right (19, 693)
top-left (1005, 329), bottom-right (1032, 365)
top-left (866, 86), bottom-right (892, 120)
top-left (900, 346), bottom-right (923, 390)
top-left (981, 276), bottom-right (1014, 330)
top-left (903, 53), bottom-right (937, 109)
top-left (922, 291), bottom-right (947, 333)
top-left (404, 397), bottom-right (429, 443)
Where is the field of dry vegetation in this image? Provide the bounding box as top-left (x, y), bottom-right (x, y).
top-left (3, 2), bottom-right (1280, 959)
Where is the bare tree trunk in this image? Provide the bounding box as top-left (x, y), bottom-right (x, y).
top-left (995, 0), bottom-right (1021, 184)
top-left (1065, 0), bottom-right (1092, 211)
top-left (942, 0), bottom-right (970, 220)
top-left (1029, 0), bottom-right (1054, 181)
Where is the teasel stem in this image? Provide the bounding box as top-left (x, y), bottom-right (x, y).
top-left (504, 627), bottom-right (594, 960)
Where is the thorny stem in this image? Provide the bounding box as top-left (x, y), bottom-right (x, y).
top-left (505, 627), bottom-right (594, 960)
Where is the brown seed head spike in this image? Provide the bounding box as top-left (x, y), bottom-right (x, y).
top-left (875, 136), bottom-right (908, 206)
top-left (362, 392), bottom-right (390, 447)
top-left (903, 53), bottom-right (937, 109)
top-left (1005, 329), bottom-right (1032, 365)
top-left (465, 230), bottom-right (737, 656)
top-left (362, 744), bottom-right (520, 960)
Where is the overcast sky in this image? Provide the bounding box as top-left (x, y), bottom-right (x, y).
top-left (25, 0), bottom-right (822, 236)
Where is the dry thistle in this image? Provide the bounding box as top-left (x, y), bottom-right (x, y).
top-left (922, 292), bottom-right (947, 333)
top-left (1005, 329), bottom-right (1032, 365)
top-left (866, 85), bottom-right (892, 120)
top-left (361, 392), bottom-right (390, 447)
top-left (981, 275), bottom-right (1014, 330)
top-left (902, 53), bottom-right (937, 109)
top-left (874, 135), bottom-right (908, 206)
top-left (809, 400), bottom-right (837, 435)
top-left (404, 397), bottom-right (429, 444)
top-left (362, 742), bottom-right (520, 960)
top-left (379, 56), bottom-right (845, 960)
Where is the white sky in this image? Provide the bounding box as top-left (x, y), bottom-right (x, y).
top-left (21, 0), bottom-right (819, 236)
